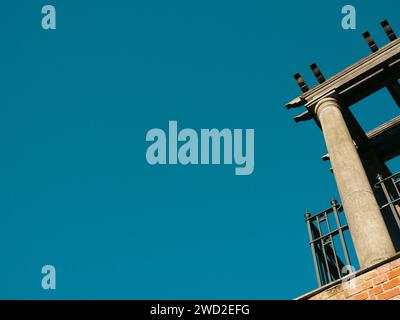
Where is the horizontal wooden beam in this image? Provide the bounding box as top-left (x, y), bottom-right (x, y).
top-left (322, 116), bottom-right (400, 162)
top-left (367, 116), bottom-right (400, 161)
top-left (286, 38), bottom-right (400, 114)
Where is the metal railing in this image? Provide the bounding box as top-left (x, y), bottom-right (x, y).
top-left (305, 199), bottom-right (354, 287)
top-left (375, 172), bottom-right (400, 231)
top-left (305, 173), bottom-right (400, 288)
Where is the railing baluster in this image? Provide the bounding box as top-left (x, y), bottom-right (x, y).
top-left (305, 212), bottom-right (322, 287)
top-left (325, 209), bottom-right (341, 279)
top-left (332, 199), bottom-right (351, 268)
top-left (376, 173), bottom-right (400, 231)
top-left (305, 200), bottom-right (356, 287)
top-left (316, 214), bottom-right (332, 282)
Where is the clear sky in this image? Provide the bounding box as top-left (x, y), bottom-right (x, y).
top-left (0, 0), bottom-right (400, 299)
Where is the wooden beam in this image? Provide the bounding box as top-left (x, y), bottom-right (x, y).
top-left (286, 38), bottom-right (400, 113)
top-left (322, 116), bottom-right (400, 162)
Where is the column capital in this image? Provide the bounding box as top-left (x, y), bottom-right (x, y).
top-left (314, 97), bottom-right (342, 119)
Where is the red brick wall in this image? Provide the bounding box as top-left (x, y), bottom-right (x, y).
top-left (305, 257), bottom-right (400, 300)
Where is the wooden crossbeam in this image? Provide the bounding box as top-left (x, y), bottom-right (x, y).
top-left (286, 38), bottom-right (400, 113)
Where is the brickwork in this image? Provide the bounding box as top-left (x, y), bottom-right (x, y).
top-left (304, 257), bottom-right (400, 300)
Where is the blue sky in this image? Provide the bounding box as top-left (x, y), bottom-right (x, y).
top-left (0, 0), bottom-right (399, 299)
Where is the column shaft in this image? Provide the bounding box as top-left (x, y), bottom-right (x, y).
top-left (315, 98), bottom-right (395, 268)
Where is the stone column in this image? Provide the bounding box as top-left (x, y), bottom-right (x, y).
top-left (315, 97), bottom-right (395, 268)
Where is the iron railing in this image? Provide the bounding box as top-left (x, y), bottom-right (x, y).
top-left (305, 173), bottom-right (400, 287)
top-left (305, 199), bottom-right (354, 287)
top-left (375, 172), bottom-right (400, 231)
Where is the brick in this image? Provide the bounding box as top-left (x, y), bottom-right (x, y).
top-left (312, 287), bottom-right (339, 300)
top-left (340, 281), bottom-right (353, 291)
top-left (353, 277), bottom-right (368, 287)
top-left (390, 258), bottom-right (400, 270)
top-left (344, 280), bottom-right (373, 298)
top-left (328, 293), bottom-right (345, 300)
top-left (372, 274), bottom-right (388, 286)
top-left (383, 277), bottom-right (400, 291)
top-left (363, 270), bottom-right (378, 281)
top-left (376, 263), bottom-right (392, 274)
top-left (347, 291), bottom-right (369, 300)
top-left (387, 267), bottom-right (400, 280)
top-left (305, 258), bottom-right (400, 300)
top-left (376, 287), bottom-right (400, 300)
top-left (368, 285), bottom-right (383, 297)
top-left (316, 292), bottom-right (335, 300)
